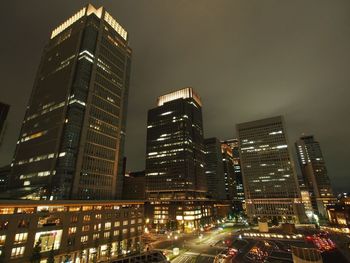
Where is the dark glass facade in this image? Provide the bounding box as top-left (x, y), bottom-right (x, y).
top-left (10, 5), bottom-right (131, 200)
top-left (222, 139), bottom-right (245, 210)
top-left (145, 87), bottom-right (206, 200)
top-left (295, 135), bottom-right (334, 216)
top-left (204, 137), bottom-right (225, 200)
top-left (220, 142), bottom-right (236, 201)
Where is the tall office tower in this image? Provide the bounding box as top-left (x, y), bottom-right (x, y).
top-left (204, 138), bottom-right (226, 200)
top-left (220, 142), bottom-right (236, 200)
top-left (221, 139), bottom-right (245, 210)
top-left (295, 135), bottom-right (335, 217)
top-left (146, 87), bottom-right (206, 199)
top-left (145, 88), bottom-right (212, 232)
top-left (10, 4), bottom-right (131, 200)
top-left (0, 102), bottom-right (10, 146)
top-left (237, 116), bottom-right (306, 223)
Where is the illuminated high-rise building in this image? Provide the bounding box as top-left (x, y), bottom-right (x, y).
top-left (9, 4), bottom-right (131, 200)
top-left (221, 139), bottom-right (245, 211)
top-left (220, 142), bottom-right (236, 201)
top-left (295, 135), bottom-right (335, 217)
top-left (145, 88), bottom-right (213, 232)
top-left (237, 116), bottom-right (306, 223)
top-left (146, 87), bottom-right (206, 199)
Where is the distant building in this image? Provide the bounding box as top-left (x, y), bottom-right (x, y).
top-left (220, 142), bottom-right (236, 201)
top-left (204, 138), bottom-right (226, 200)
top-left (123, 171), bottom-right (146, 200)
top-left (295, 135), bottom-right (335, 217)
top-left (237, 116), bottom-right (306, 223)
top-left (0, 200), bottom-right (144, 262)
top-left (9, 4), bottom-right (131, 200)
top-left (145, 87), bottom-right (213, 232)
top-left (327, 196), bottom-right (350, 228)
top-left (0, 102), bottom-right (10, 146)
top-left (222, 139), bottom-right (245, 211)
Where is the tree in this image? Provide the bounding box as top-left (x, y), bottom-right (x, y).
top-left (30, 239), bottom-right (42, 263)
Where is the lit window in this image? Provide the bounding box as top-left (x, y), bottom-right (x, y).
top-left (34, 230), bottom-right (62, 252)
top-left (69, 207), bottom-right (80, 212)
top-left (70, 215), bottom-right (78, 223)
top-left (11, 246), bottom-right (25, 258)
top-left (81, 235), bottom-right (88, 243)
top-left (104, 232), bottom-right (110, 238)
top-left (14, 233), bottom-right (28, 244)
top-left (94, 224), bottom-right (101, 231)
top-left (17, 208), bottom-right (35, 214)
top-left (82, 206), bottom-right (93, 211)
top-left (68, 227), bottom-right (76, 235)
top-left (0, 235), bottom-right (5, 246)
top-left (82, 225), bottom-right (90, 232)
top-left (105, 222), bottom-right (111, 230)
top-left (0, 208), bottom-right (14, 214)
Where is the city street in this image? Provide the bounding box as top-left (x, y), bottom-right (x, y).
top-left (150, 230), bottom-right (231, 262)
top-left (145, 226), bottom-right (350, 263)
top-left (147, 227), bottom-right (240, 262)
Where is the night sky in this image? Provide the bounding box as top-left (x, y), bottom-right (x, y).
top-left (1, 1), bottom-right (349, 192)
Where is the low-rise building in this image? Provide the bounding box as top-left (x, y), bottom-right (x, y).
top-left (0, 200), bottom-right (144, 262)
top-left (145, 199), bottom-right (214, 233)
top-left (327, 196), bottom-right (350, 228)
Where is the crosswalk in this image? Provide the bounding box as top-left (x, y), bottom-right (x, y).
top-left (171, 252), bottom-right (215, 263)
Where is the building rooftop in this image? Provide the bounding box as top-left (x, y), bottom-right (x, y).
top-left (51, 3), bottom-right (128, 41)
top-left (157, 87), bottom-right (202, 107)
top-left (0, 199), bottom-right (145, 207)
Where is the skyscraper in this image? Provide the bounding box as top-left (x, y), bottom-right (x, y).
top-left (0, 102), bottom-right (10, 146)
top-left (295, 135), bottom-right (334, 217)
top-left (10, 4), bottom-right (131, 200)
top-left (220, 142), bottom-right (236, 201)
top-left (145, 87), bottom-right (213, 232)
top-left (146, 87), bottom-right (206, 199)
top-left (227, 139), bottom-right (245, 208)
top-left (204, 137), bottom-right (226, 200)
top-left (237, 116), bottom-right (306, 223)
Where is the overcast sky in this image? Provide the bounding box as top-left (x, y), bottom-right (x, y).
top-left (0, 0), bottom-right (349, 192)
